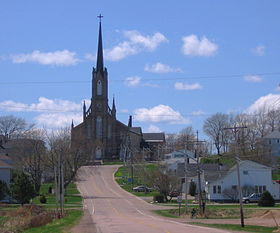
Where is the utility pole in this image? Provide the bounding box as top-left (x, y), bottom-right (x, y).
top-left (184, 131), bottom-right (205, 214)
top-left (224, 125), bottom-right (247, 228)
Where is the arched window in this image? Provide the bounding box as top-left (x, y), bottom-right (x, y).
top-left (97, 80), bottom-right (102, 95)
top-left (108, 124), bottom-right (112, 139)
top-left (96, 116), bottom-right (102, 137)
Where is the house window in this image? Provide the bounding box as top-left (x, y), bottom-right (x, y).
top-left (263, 186), bottom-right (266, 192)
top-left (243, 170), bottom-right (248, 175)
top-left (232, 185), bottom-right (237, 190)
top-left (217, 185), bottom-right (221, 194)
top-left (269, 140), bottom-right (271, 144)
top-left (277, 139), bottom-right (280, 143)
top-left (213, 186), bottom-right (216, 194)
top-left (213, 185), bottom-right (221, 194)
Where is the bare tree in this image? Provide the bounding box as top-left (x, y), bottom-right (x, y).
top-left (16, 129), bottom-right (46, 194)
top-left (203, 113), bottom-right (230, 155)
top-left (0, 115), bottom-right (33, 140)
top-left (45, 127), bottom-right (88, 188)
top-left (176, 126), bottom-right (196, 151)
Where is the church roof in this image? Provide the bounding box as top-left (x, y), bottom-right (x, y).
top-left (130, 127), bottom-right (142, 135)
top-left (143, 133), bottom-right (165, 142)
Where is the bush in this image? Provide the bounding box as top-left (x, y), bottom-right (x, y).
top-left (0, 180), bottom-right (10, 200)
top-left (189, 181), bottom-right (196, 196)
top-left (153, 194), bottom-right (165, 203)
top-left (39, 195), bottom-right (47, 204)
top-left (258, 191), bottom-right (275, 207)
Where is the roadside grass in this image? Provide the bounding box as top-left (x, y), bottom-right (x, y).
top-left (103, 161), bottom-right (124, 165)
top-left (22, 209), bottom-right (83, 233)
top-left (155, 203), bottom-right (280, 209)
top-left (115, 165), bottom-right (160, 197)
top-left (153, 209), bottom-right (179, 218)
top-left (190, 222), bottom-right (277, 233)
top-left (32, 183), bottom-right (82, 208)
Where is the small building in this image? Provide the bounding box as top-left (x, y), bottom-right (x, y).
top-left (263, 131), bottom-right (280, 157)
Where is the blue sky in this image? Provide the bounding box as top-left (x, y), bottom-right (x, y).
top-left (0, 1), bottom-right (280, 138)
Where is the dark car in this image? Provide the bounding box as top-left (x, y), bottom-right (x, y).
top-left (132, 185), bottom-right (152, 192)
top-left (168, 191), bottom-right (180, 197)
top-left (243, 193), bottom-right (262, 203)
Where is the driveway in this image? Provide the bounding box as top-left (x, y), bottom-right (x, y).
top-left (72, 165), bottom-right (229, 233)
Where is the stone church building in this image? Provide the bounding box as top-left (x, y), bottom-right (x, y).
top-left (71, 20), bottom-right (165, 161)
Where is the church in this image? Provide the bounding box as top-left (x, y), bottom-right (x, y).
top-left (71, 19), bottom-right (165, 161)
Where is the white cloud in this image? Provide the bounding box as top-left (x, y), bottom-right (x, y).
top-left (247, 94), bottom-right (280, 113)
top-left (84, 53), bottom-right (96, 61)
top-left (134, 104), bottom-right (189, 124)
top-left (276, 85), bottom-right (280, 91)
top-left (145, 125), bottom-right (162, 133)
top-left (144, 62), bottom-right (182, 73)
top-left (243, 75), bottom-right (263, 83)
top-left (123, 31), bottom-right (168, 51)
top-left (174, 82), bottom-right (202, 90)
top-left (105, 30), bottom-right (168, 61)
top-left (191, 110), bottom-right (205, 116)
top-left (125, 76), bottom-right (141, 87)
top-left (0, 97), bottom-right (88, 128)
top-left (252, 45), bottom-right (265, 56)
top-left (35, 113), bottom-right (82, 128)
top-left (10, 50), bottom-right (79, 66)
top-left (182, 35), bottom-right (218, 56)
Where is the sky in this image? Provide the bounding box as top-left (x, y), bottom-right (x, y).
top-left (0, 1), bottom-right (280, 139)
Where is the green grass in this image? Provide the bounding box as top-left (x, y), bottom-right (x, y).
top-left (32, 183), bottom-right (82, 207)
top-left (23, 209), bottom-right (83, 233)
top-left (272, 173), bottom-right (280, 180)
top-left (153, 209), bottom-right (179, 218)
top-left (190, 222), bottom-right (277, 233)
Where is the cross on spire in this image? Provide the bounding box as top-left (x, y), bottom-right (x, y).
top-left (97, 14), bottom-right (103, 23)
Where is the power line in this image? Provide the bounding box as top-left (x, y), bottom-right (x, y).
top-left (0, 72), bottom-right (279, 85)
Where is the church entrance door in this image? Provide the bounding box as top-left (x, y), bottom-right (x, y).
top-left (95, 147), bottom-right (102, 160)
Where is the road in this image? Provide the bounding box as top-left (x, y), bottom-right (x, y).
top-left (75, 165), bottom-right (229, 233)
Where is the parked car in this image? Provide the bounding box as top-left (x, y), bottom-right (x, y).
top-left (243, 193), bottom-right (262, 203)
top-left (168, 190), bottom-right (180, 197)
top-left (132, 185), bottom-right (152, 192)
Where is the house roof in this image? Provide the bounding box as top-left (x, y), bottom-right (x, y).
top-left (142, 133), bottom-right (165, 142)
top-left (0, 154), bottom-right (12, 161)
top-left (263, 131), bottom-right (280, 139)
top-left (0, 160), bottom-right (12, 169)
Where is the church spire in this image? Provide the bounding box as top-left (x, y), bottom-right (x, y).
top-left (96, 14), bottom-right (104, 71)
top-left (112, 96), bottom-right (116, 118)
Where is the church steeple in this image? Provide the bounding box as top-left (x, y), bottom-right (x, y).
top-left (96, 14), bottom-right (104, 72)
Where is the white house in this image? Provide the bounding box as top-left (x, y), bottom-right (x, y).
top-left (263, 131), bottom-right (280, 157)
top-left (164, 149), bottom-right (196, 172)
top-left (205, 160), bottom-right (279, 201)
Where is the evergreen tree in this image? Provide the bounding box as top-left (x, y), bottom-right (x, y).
top-left (0, 180), bottom-right (10, 201)
top-left (258, 191), bottom-right (275, 207)
top-left (10, 172), bottom-right (36, 205)
top-left (189, 181), bottom-right (197, 196)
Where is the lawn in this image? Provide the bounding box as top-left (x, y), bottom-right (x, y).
top-left (32, 183), bottom-right (82, 208)
top-left (190, 222), bottom-right (277, 233)
top-left (115, 165), bottom-right (159, 197)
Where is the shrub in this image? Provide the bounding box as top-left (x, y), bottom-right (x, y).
top-left (39, 195), bottom-right (47, 204)
top-left (153, 194), bottom-right (165, 203)
top-left (258, 191), bottom-right (275, 207)
top-left (189, 181), bottom-right (196, 196)
top-left (0, 180), bottom-right (10, 200)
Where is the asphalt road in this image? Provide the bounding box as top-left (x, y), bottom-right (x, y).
top-left (76, 165), bottom-right (229, 233)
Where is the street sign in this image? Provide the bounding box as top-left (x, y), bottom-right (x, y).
top-left (177, 195), bottom-right (182, 203)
